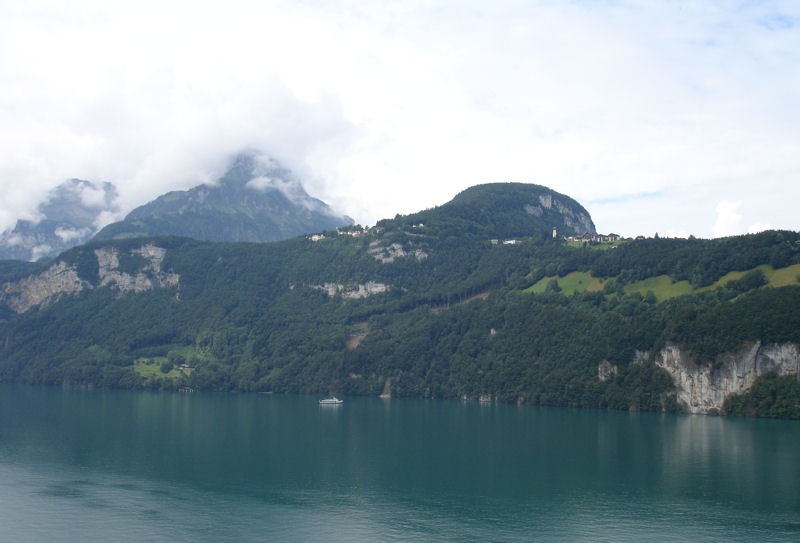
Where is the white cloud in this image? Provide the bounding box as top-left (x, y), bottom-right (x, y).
top-left (0, 0), bottom-right (798, 237)
top-left (246, 174), bottom-right (304, 204)
top-left (55, 227), bottom-right (92, 243)
top-left (4, 232), bottom-right (23, 247)
top-left (713, 200), bottom-right (743, 238)
top-left (93, 209), bottom-right (123, 230)
top-left (748, 223), bottom-right (774, 234)
top-left (246, 176), bottom-right (281, 193)
top-left (30, 244), bottom-right (53, 261)
top-left (663, 230), bottom-right (692, 239)
top-left (76, 184), bottom-right (108, 208)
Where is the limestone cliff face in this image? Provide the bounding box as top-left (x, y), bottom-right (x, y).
top-left (314, 281), bottom-right (390, 299)
top-left (2, 261), bottom-right (87, 313)
top-left (534, 194), bottom-right (595, 235)
top-left (1, 243), bottom-right (179, 313)
top-left (649, 342), bottom-right (800, 414)
top-left (95, 245), bottom-right (179, 292)
top-left (368, 240), bottom-right (428, 263)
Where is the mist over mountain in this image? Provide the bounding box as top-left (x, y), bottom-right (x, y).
top-left (0, 179), bottom-right (119, 261)
top-left (93, 153), bottom-right (353, 243)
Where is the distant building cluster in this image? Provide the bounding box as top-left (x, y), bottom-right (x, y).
top-left (308, 226), bottom-right (368, 242)
top-left (489, 231), bottom-right (623, 246)
top-left (565, 232), bottom-right (622, 243)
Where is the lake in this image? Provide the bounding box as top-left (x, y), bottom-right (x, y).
top-left (0, 384), bottom-right (798, 542)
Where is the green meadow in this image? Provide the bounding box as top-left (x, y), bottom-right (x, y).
top-left (526, 263), bottom-right (800, 302)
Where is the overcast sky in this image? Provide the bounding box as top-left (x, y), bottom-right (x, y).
top-left (1, 0), bottom-right (798, 238)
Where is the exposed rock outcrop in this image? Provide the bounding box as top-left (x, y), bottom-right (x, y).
top-left (649, 342), bottom-right (800, 414)
top-left (597, 360), bottom-right (619, 382)
top-left (368, 241), bottom-right (428, 263)
top-left (1, 244), bottom-right (179, 313)
top-left (314, 281), bottom-right (390, 299)
top-left (2, 261), bottom-right (87, 313)
top-left (96, 244), bottom-right (179, 292)
top-left (529, 194), bottom-right (595, 235)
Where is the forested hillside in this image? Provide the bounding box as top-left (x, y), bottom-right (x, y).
top-left (1, 183), bottom-right (799, 418)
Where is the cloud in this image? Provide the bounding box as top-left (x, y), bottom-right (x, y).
top-left (93, 210), bottom-right (121, 230)
top-left (0, 1), bottom-right (357, 230)
top-left (55, 226), bottom-right (92, 243)
top-left (0, 0), bottom-right (799, 237)
top-left (713, 200), bottom-right (743, 238)
top-left (748, 223), bottom-right (774, 234)
top-left (76, 184), bottom-right (108, 208)
top-left (663, 230), bottom-right (692, 239)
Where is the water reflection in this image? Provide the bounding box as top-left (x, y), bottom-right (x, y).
top-left (1, 385), bottom-right (799, 541)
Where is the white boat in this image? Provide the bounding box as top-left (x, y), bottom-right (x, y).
top-left (318, 397), bottom-right (343, 405)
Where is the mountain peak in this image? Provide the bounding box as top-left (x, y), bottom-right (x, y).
top-left (382, 182), bottom-right (595, 240)
top-left (95, 153), bottom-right (352, 243)
top-left (220, 152), bottom-right (319, 209)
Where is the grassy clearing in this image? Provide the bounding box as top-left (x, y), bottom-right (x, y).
top-left (700, 265), bottom-right (771, 291)
top-left (525, 271), bottom-right (606, 296)
top-left (133, 358), bottom-right (185, 379)
top-left (133, 349), bottom-right (196, 382)
top-left (624, 275), bottom-right (693, 301)
top-left (523, 263), bottom-right (800, 302)
top-left (766, 263), bottom-right (800, 287)
top-left (696, 264), bottom-right (800, 292)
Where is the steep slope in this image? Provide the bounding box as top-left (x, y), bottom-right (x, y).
top-left (1, 184), bottom-right (799, 418)
top-left (94, 153), bottom-right (353, 243)
top-left (0, 179), bottom-right (119, 261)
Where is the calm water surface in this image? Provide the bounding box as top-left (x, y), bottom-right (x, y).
top-left (0, 385), bottom-right (798, 541)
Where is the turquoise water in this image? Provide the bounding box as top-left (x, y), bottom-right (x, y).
top-left (0, 385), bottom-right (798, 541)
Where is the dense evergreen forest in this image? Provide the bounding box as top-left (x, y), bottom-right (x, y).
top-left (1, 184), bottom-right (799, 418)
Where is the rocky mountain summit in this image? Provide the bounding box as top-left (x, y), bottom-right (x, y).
top-left (93, 153), bottom-right (353, 243)
top-left (1, 153), bottom-right (353, 262)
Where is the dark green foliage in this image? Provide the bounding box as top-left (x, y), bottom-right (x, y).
top-left (70, 245), bottom-right (101, 283)
top-left (725, 269), bottom-right (767, 293)
top-left (724, 374), bottom-right (800, 419)
top-left (1, 183), bottom-right (799, 417)
top-left (379, 182), bottom-right (596, 240)
top-left (591, 231), bottom-right (800, 286)
top-left (657, 288), bottom-right (800, 364)
top-left (0, 259), bottom-right (44, 282)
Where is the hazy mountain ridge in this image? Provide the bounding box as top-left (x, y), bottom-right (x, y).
top-left (0, 153), bottom-right (352, 262)
top-left (94, 153), bottom-right (353, 243)
top-left (0, 179), bottom-right (119, 261)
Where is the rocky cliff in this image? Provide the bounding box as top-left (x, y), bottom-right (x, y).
top-left (1, 243), bottom-right (179, 313)
top-left (646, 342), bottom-right (800, 414)
top-left (530, 193), bottom-right (596, 236)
